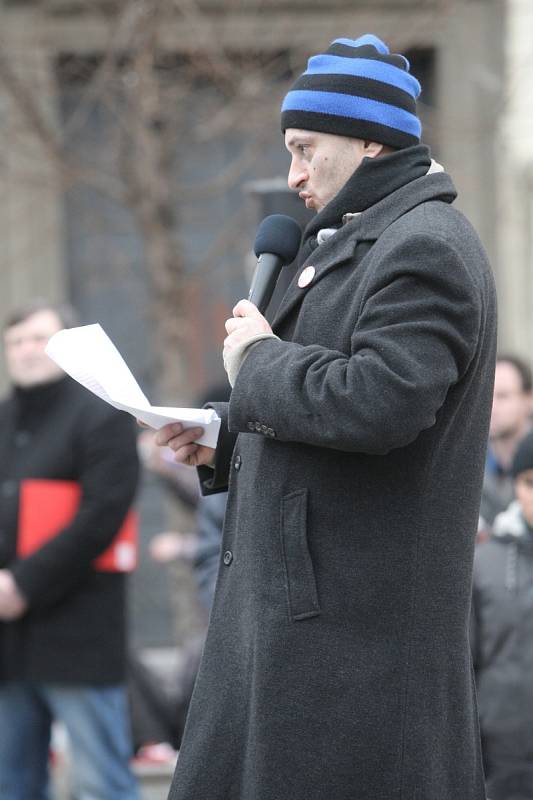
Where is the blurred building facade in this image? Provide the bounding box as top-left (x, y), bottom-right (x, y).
top-left (1, 0), bottom-right (530, 389)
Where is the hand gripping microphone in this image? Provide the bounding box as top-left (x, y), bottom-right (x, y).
top-left (248, 214), bottom-right (302, 314)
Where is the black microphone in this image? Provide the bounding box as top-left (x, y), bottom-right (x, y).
top-left (248, 214), bottom-right (302, 314)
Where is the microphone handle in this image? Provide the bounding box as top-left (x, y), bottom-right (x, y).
top-left (248, 253), bottom-right (283, 315)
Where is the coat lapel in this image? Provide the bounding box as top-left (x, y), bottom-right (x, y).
top-left (272, 172), bottom-right (457, 334)
top-left (272, 219), bottom-right (367, 332)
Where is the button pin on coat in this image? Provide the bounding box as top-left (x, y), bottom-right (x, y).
top-left (298, 266), bottom-right (315, 288)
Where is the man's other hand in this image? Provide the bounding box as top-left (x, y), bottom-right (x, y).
top-left (155, 423), bottom-right (215, 468)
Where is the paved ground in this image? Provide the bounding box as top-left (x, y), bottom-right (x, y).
top-left (51, 747), bottom-right (176, 800)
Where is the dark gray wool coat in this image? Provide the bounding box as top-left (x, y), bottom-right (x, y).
top-left (169, 147), bottom-right (497, 800)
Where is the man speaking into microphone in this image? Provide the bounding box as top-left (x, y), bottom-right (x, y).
top-left (159, 35), bottom-right (496, 800)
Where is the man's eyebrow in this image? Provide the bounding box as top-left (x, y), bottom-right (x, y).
top-left (286, 136), bottom-right (312, 148)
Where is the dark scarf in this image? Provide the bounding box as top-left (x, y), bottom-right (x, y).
top-left (13, 376), bottom-right (68, 425)
top-left (299, 144), bottom-right (433, 263)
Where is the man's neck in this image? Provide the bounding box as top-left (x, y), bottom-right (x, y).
top-left (302, 144), bottom-right (432, 243)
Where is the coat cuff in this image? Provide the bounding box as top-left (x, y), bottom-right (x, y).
top-left (197, 401), bottom-right (237, 495)
top-left (224, 333), bottom-right (279, 387)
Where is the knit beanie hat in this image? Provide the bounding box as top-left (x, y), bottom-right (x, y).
top-left (281, 34), bottom-right (422, 150)
top-left (512, 431), bottom-right (533, 478)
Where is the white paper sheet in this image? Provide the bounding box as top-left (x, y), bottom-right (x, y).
top-left (45, 324), bottom-right (221, 448)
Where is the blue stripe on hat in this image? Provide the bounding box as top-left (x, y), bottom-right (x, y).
top-left (333, 35), bottom-right (389, 54)
top-left (304, 54), bottom-right (420, 98)
top-left (281, 90), bottom-right (422, 138)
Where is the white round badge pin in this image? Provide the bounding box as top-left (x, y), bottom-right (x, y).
top-left (298, 266), bottom-right (316, 288)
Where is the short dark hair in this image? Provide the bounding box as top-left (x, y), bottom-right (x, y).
top-left (3, 299), bottom-right (79, 332)
top-left (497, 353), bottom-right (533, 393)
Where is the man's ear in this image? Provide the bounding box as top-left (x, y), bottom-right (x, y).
top-left (362, 140), bottom-right (386, 158)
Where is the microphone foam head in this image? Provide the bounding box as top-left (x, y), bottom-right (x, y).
top-left (253, 214), bottom-right (302, 265)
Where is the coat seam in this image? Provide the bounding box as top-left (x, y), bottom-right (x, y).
top-left (398, 525), bottom-right (422, 800)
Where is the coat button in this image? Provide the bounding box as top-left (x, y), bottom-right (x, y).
top-left (223, 550), bottom-right (233, 566)
top-left (234, 455), bottom-right (242, 471)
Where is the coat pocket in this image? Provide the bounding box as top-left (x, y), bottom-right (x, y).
top-left (280, 489), bottom-right (321, 621)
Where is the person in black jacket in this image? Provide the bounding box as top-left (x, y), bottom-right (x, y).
top-left (0, 300), bottom-right (140, 800)
top-left (472, 430), bottom-right (533, 800)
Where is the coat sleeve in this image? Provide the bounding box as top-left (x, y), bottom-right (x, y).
top-left (10, 406), bottom-right (139, 606)
top-left (197, 401), bottom-right (237, 495)
top-left (228, 234), bottom-right (483, 454)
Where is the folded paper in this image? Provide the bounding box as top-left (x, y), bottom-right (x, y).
top-left (45, 324), bottom-right (221, 448)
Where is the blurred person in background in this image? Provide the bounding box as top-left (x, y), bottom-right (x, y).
top-left (128, 384), bottom-right (229, 760)
top-left (147, 382), bottom-right (230, 613)
top-left (128, 490), bottom-right (227, 761)
top-left (0, 300), bottom-right (139, 800)
top-left (472, 430), bottom-right (533, 799)
top-left (480, 355), bottom-right (533, 531)
top-left (149, 490), bottom-right (226, 614)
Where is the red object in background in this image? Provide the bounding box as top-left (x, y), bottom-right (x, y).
top-left (17, 479), bottom-right (138, 572)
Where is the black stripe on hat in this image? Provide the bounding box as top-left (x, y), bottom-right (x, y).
top-left (280, 109), bottom-right (419, 149)
top-left (327, 42), bottom-right (409, 71)
top-left (294, 73), bottom-right (417, 115)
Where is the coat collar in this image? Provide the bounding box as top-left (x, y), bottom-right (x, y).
top-left (0, 377), bottom-right (70, 459)
top-left (353, 169), bottom-right (456, 241)
top-left (272, 168), bottom-right (457, 331)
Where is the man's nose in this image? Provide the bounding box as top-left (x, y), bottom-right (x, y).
top-left (287, 159), bottom-right (307, 190)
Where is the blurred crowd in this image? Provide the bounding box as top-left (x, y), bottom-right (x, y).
top-left (0, 301), bottom-right (532, 800)
top-left (0, 300), bottom-right (228, 799)
top-left (473, 354), bottom-right (533, 800)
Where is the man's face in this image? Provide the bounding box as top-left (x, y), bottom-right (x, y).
top-left (3, 309), bottom-right (64, 388)
top-left (515, 468), bottom-right (533, 527)
top-left (285, 129), bottom-right (372, 212)
top-left (489, 361), bottom-right (532, 441)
